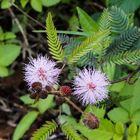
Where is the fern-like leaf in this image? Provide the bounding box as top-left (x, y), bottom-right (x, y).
top-left (99, 6), bottom-right (128, 34)
top-left (31, 120), bottom-right (58, 140)
top-left (67, 30), bottom-right (109, 64)
top-left (59, 34), bottom-right (81, 56)
top-left (61, 124), bottom-right (83, 140)
top-left (109, 6), bottom-right (128, 33)
top-left (99, 9), bottom-right (111, 31)
top-left (46, 13), bottom-right (64, 62)
top-left (78, 52), bottom-right (96, 66)
top-left (106, 27), bottom-right (140, 55)
top-left (106, 49), bottom-right (140, 65)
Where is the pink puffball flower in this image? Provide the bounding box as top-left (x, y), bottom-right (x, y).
top-left (73, 68), bottom-right (110, 105)
top-left (24, 55), bottom-right (60, 89)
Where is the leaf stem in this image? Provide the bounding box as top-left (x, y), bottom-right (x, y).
top-left (50, 91), bottom-right (84, 114)
top-left (64, 97), bottom-right (84, 114)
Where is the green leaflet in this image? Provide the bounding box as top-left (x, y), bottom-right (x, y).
top-left (77, 119), bottom-right (115, 140)
top-left (0, 44), bottom-right (21, 67)
top-left (42, 0), bottom-right (61, 7)
top-left (77, 7), bottom-right (98, 33)
top-left (99, 6), bottom-right (128, 34)
top-left (12, 111), bottom-right (39, 140)
top-left (106, 0), bottom-right (140, 13)
top-left (61, 124), bottom-right (83, 140)
top-left (46, 12), bottom-right (64, 62)
top-left (1, 0), bottom-right (15, 9)
top-left (106, 27), bottom-right (140, 55)
top-left (109, 6), bottom-right (128, 33)
top-left (0, 65), bottom-right (9, 77)
top-left (20, 0), bottom-right (29, 8)
top-left (105, 49), bottom-right (140, 65)
top-left (68, 30), bottom-right (109, 64)
top-left (84, 105), bottom-right (105, 119)
top-left (30, 0), bottom-right (42, 12)
top-left (115, 122), bottom-right (124, 136)
top-left (128, 123), bottom-right (137, 136)
top-left (31, 121), bottom-right (58, 140)
top-left (108, 80), bottom-right (140, 125)
top-left (120, 80), bottom-right (140, 116)
top-left (108, 107), bottom-right (129, 123)
top-left (20, 94), bottom-right (54, 114)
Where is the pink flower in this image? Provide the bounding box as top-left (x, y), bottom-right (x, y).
top-left (73, 68), bottom-right (110, 105)
top-left (24, 55), bottom-right (60, 88)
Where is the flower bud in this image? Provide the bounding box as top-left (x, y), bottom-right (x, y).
top-left (31, 82), bottom-right (42, 92)
top-left (45, 86), bottom-right (52, 92)
top-left (39, 90), bottom-right (48, 99)
top-left (55, 96), bottom-right (65, 105)
top-left (83, 113), bottom-right (99, 129)
top-left (60, 86), bottom-right (72, 95)
top-left (30, 92), bottom-right (38, 99)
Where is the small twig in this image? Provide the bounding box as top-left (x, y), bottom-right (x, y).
top-left (110, 76), bottom-right (127, 84)
top-left (111, 67), bottom-right (140, 84)
top-left (9, 8), bottom-right (33, 59)
top-left (87, 2), bottom-right (104, 10)
top-left (0, 98), bottom-right (12, 112)
top-left (9, 8), bottom-right (29, 46)
top-left (92, 2), bottom-right (104, 10)
top-left (51, 91), bottom-right (61, 96)
top-left (12, 3), bottom-right (45, 29)
top-left (50, 90), bottom-right (84, 114)
top-left (64, 97), bottom-right (84, 114)
top-left (60, 63), bottom-right (66, 71)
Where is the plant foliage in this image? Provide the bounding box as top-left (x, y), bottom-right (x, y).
top-left (61, 124), bottom-right (83, 140)
top-left (99, 6), bottom-right (128, 34)
top-left (67, 30), bottom-right (109, 64)
top-left (106, 27), bottom-right (140, 55)
top-left (31, 120), bottom-right (58, 140)
top-left (46, 12), bottom-right (64, 62)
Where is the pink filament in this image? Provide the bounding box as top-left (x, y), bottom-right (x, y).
top-left (37, 67), bottom-right (47, 80)
top-left (87, 82), bottom-right (96, 90)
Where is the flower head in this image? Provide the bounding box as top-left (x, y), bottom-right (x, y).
top-left (24, 55), bottom-right (60, 89)
top-left (73, 68), bottom-right (109, 105)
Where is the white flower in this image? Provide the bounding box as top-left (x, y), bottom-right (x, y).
top-left (24, 55), bottom-right (60, 88)
top-left (73, 68), bottom-right (110, 105)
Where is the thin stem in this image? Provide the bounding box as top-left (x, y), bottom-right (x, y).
top-left (64, 97), bottom-right (84, 114)
top-left (86, 1), bottom-right (104, 10)
top-left (12, 3), bottom-right (45, 29)
top-left (60, 63), bottom-right (66, 72)
top-left (110, 67), bottom-right (140, 84)
top-left (9, 8), bottom-right (33, 59)
top-left (50, 90), bottom-right (84, 114)
top-left (51, 91), bottom-right (61, 96)
top-left (9, 8), bottom-right (29, 47)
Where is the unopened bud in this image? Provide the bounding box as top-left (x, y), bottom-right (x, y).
top-left (60, 86), bottom-right (72, 95)
top-left (39, 90), bottom-right (48, 99)
top-left (31, 82), bottom-right (42, 92)
top-left (30, 92), bottom-right (38, 99)
top-left (45, 86), bottom-right (52, 92)
top-left (55, 96), bottom-right (65, 105)
top-left (83, 113), bottom-right (99, 129)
